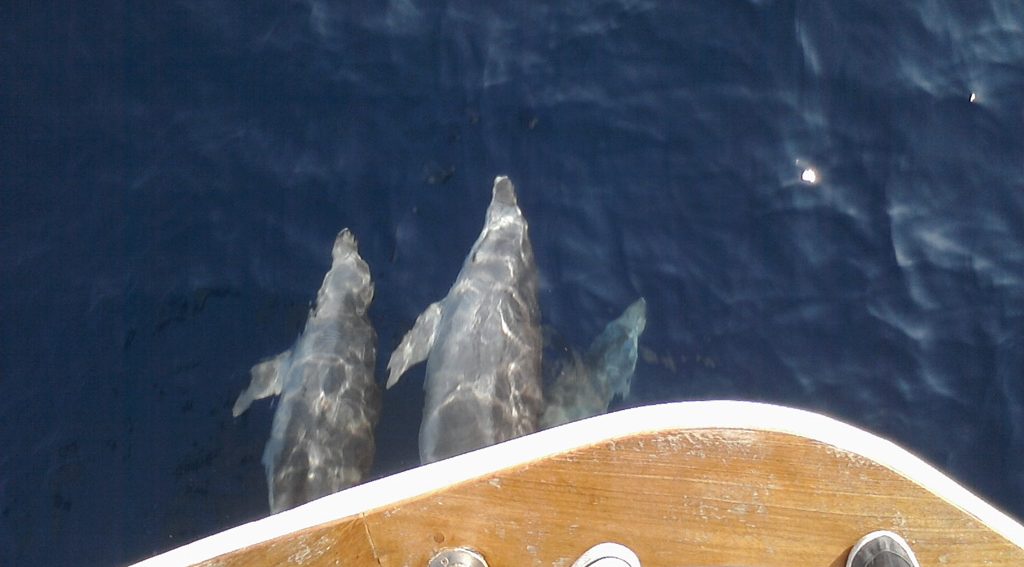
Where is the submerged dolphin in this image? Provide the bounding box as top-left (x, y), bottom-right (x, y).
top-left (387, 176), bottom-right (543, 464)
top-left (233, 229), bottom-right (380, 513)
top-left (541, 298), bottom-right (647, 429)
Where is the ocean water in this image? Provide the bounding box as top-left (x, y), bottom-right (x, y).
top-left (2, 1), bottom-right (1023, 565)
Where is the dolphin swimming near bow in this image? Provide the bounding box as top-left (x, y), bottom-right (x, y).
top-left (233, 229), bottom-right (380, 513)
top-left (387, 176), bottom-right (543, 464)
top-left (541, 298), bottom-right (647, 429)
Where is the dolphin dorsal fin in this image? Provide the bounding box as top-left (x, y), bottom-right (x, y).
top-left (386, 301), bottom-right (443, 389)
top-left (232, 349), bottom-right (290, 417)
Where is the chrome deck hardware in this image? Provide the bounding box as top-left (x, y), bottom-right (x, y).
top-left (570, 542), bottom-right (642, 567)
top-left (428, 547), bottom-right (489, 567)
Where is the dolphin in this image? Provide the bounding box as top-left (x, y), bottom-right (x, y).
top-left (387, 176), bottom-right (543, 464)
top-left (233, 229), bottom-right (380, 513)
top-left (541, 298), bottom-right (647, 429)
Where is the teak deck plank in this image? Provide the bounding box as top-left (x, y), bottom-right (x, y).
top-left (134, 402), bottom-right (1024, 567)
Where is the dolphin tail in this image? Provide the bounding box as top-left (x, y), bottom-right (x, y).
top-left (386, 301), bottom-right (443, 389)
top-left (232, 349), bottom-right (290, 417)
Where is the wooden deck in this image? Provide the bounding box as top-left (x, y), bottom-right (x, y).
top-left (133, 401), bottom-right (1024, 567)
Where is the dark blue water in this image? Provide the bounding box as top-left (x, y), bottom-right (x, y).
top-left (3, 2), bottom-right (1023, 564)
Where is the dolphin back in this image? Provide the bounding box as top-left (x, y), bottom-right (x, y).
top-left (234, 229), bottom-right (380, 513)
top-left (392, 176), bottom-right (544, 464)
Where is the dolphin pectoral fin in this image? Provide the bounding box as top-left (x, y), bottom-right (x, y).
top-left (386, 301), bottom-right (443, 389)
top-left (232, 350), bottom-right (290, 417)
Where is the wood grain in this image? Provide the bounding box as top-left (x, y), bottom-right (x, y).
top-left (363, 429), bottom-right (1021, 567)
top-left (195, 517), bottom-right (374, 567)
top-left (136, 403), bottom-right (1024, 567)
